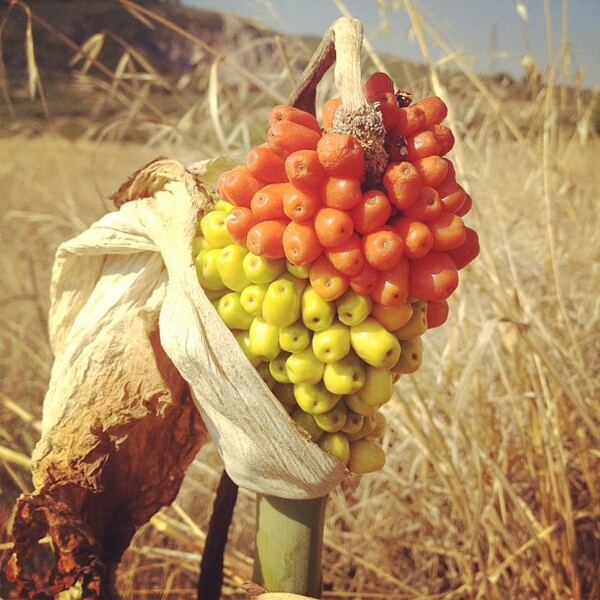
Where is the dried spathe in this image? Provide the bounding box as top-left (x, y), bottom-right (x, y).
top-left (6, 160), bottom-right (209, 594)
top-left (6, 158), bottom-right (345, 597)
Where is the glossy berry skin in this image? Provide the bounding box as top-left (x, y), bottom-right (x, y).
top-left (192, 86), bottom-right (478, 475)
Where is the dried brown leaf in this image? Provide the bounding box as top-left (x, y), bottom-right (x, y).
top-left (6, 161), bottom-right (209, 597)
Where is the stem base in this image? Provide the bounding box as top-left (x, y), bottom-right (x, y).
top-left (253, 494), bottom-right (328, 597)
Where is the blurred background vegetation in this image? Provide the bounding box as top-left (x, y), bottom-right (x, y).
top-left (3, 0), bottom-right (597, 146)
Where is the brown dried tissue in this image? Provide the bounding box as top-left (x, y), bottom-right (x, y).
top-left (7, 158), bottom-right (345, 595)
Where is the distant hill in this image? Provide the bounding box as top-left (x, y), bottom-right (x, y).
top-left (0, 0), bottom-right (319, 134)
top-left (1, 0), bottom-right (596, 137)
top-left (2, 0), bottom-right (292, 82)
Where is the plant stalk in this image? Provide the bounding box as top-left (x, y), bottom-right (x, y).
top-left (253, 494), bottom-right (328, 597)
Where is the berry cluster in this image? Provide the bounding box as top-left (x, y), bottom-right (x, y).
top-left (192, 72), bottom-right (479, 474)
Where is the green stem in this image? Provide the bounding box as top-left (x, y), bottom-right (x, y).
top-left (253, 494), bottom-right (328, 597)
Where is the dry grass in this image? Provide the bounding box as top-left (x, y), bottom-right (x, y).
top-left (1, 0), bottom-right (599, 598)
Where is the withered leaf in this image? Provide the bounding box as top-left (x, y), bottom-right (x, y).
top-left (6, 161), bottom-right (208, 597)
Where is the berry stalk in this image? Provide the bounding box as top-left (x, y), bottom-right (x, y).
top-left (330, 18), bottom-right (389, 187)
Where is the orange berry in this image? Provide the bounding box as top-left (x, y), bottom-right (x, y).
top-left (370, 300), bottom-right (413, 331)
top-left (268, 120), bottom-right (321, 159)
top-left (412, 96), bottom-right (448, 127)
top-left (377, 101), bottom-right (401, 130)
top-left (269, 104), bottom-right (322, 134)
top-left (282, 220), bottom-right (323, 266)
top-left (371, 258), bottom-right (410, 307)
top-left (401, 186), bottom-right (442, 222)
top-left (325, 234), bottom-right (365, 277)
top-left (409, 251), bottom-right (458, 301)
top-left (351, 189), bottom-right (393, 235)
top-left (363, 72), bottom-right (395, 102)
top-left (444, 158), bottom-right (457, 181)
top-left (426, 299), bottom-right (449, 329)
top-left (309, 255), bottom-right (349, 301)
top-left (348, 262), bottom-right (379, 296)
top-left (321, 97), bottom-right (342, 130)
top-left (391, 216), bottom-right (434, 259)
top-left (437, 179), bottom-right (468, 214)
top-left (244, 144), bottom-right (287, 183)
top-left (395, 105), bottom-right (426, 137)
top-left (246, 219), bottom-right (288, 259)
top-left (226, 206), bottom-right (259, 245)
top-left (411, 155), bottom-right (449, 188)
top-left (430, 124), bottom-right (455, 156)
top-left (428, 211), bottom-right (467, 252)
top-left (363, 227), bottom-right (404, 271)
top-left (314, 207), bottom-right (354, 248)
top-left (455, 193), bottom-right (473, 217)
top-left (283, 185), bottom-right (322, 222)
top-left (322, 176), bottom-right (363, 210)
top-left (382, 162), bottom-right (422, 210)
top-left (316, 132), bottom-right (365, 179)
top-left (405, 130), bottom-right (442, 161)
top-left (285, 150), bottom-right (328, 190)
top-left (446, 227), bottom-right (479, 270)
top-left (250, 183), bottom-right (289, 221)
top-left (217, 165), bottom-right (264, 208)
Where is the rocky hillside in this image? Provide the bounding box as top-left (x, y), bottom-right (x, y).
top-left (3, 0), bottom-right (293, 83)
top-left (2, 0), bottom-right (596, 137)
top-left (1, 0), bottom-right (329, 135)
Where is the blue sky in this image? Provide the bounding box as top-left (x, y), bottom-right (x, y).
top-left (185, 0), bottom-right (599, 87)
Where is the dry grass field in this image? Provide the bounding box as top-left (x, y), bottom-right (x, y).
top-left (1, 1), bottom-right (599, 598)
